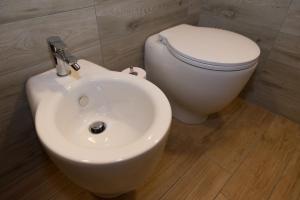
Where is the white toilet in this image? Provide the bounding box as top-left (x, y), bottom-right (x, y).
top-left (145, 24), bottom-right (260, 124)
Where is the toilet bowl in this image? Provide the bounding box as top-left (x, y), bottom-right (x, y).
top-left (145, 24), bottom-right (260, 124)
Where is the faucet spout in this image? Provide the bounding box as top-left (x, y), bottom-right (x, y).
top-left (47, 36), bottom-right (81, 77)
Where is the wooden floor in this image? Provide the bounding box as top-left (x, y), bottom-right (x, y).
top-left (2, 98), bottom-right (300, 200)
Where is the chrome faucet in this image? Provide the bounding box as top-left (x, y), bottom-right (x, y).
top-left (47, 36), bottom-right (81, 77)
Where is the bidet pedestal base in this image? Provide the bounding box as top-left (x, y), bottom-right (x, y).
top-left (172, 103), bottom-right (208, 124)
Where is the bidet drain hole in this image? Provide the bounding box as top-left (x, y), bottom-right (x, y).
top-left (89, 121), bottom-right (106, 134)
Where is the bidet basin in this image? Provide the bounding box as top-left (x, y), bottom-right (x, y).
top-left (26, 60), bottom-right (171, 197)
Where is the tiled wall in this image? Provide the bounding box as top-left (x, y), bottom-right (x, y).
top-left (197, 0), bottom-right (300, 123)
top-left (0, 0), bottom-right (200, 189)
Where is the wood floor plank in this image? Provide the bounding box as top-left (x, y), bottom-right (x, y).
top-left (204, 102), bottom-right (271, 173)
top-left (268, 150), bottom-right (300, 200)
top-left (0, 157), bottom-right (52, 200)
top-left (222, 115), bottom-right (300, 200)
top-left (124, 120), bottom-right (224, 200)
top-left (160, 156), bottom-right (230, 200)
top-left (49, 182), bottom-right (85, 200)
top-left (215, 193), bottom-right (229, 200)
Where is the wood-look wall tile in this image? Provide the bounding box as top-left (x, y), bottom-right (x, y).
top-left (198, 0), bottom-right (289, 52)
top-left (199, 0), bottom-right (292, 7)
top-left (0, 96), bottom-right (32, 146)
top-left (0, 7), bottom-right (101, 77)
top-left (199, 14), bottom-right (277, 55)
top-left (0, 136), bottom-right (45, 191)
top-left (246, 5), bottom-right (300, 123)
top-left (187, 0), bottom-right (202, 24)
top-left (240, 0), bottom-right (292, 7)
top-left (0, 7), bottom-right (102, 188)
top-left (95, 0), bottom-right (189, 71)
top-left (200, 0), bottom-right (290, 30)
top-left (269, 32), bottom-right (300, 68)
top-left (248, 59), bottom-right (300, 123)
top-left (0, 6), bottom-right (102, 109)
top-left (0, 0), bottom-right (94, 24)
top-left (290, 0), bottom-right (300, 10)
top-left (280, 9), bottom-right (300, 36)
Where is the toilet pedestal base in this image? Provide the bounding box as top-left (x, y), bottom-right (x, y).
top-left (171, 103), bottom-right (208, 124)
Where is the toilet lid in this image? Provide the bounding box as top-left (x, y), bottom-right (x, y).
top-left (159, 24), bottom-right (261, 71)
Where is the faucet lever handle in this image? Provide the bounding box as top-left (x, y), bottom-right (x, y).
top-left (47, 36), bottom-right (66, 51)
top-left (64, 52), bottom-right (77, 63)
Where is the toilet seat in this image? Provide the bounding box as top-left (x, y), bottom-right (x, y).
top-left (159, 24), bottom-right (261, 71)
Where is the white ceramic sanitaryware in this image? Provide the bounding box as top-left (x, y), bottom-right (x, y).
top-left (26, 60), bottom-right (171, 197)
top-left (145, 24), bottom-right (260, 124)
